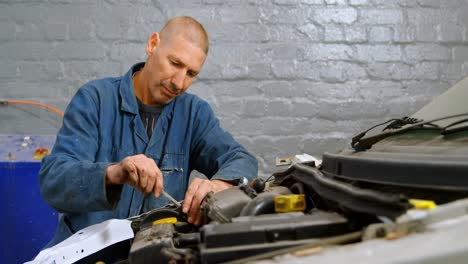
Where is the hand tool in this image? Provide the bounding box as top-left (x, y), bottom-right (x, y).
top-left (162, 190), bottom-right (181, 207)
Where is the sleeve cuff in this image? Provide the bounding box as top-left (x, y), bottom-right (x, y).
top-left (105, 184), bottom-right (123, 209)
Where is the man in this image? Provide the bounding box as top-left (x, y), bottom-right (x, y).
top-left (39, 16), bottom-right (258, 247)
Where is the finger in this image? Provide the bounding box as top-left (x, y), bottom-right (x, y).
top-left (188, 183), bottom-right (211, 223)
top-left (147, 159), bottom-right (163, 198)
top-left (146, 160), bottom-right (159, 196)
top-left (138, 170), bottom-right (148, 194)
top-left (144, 173), bottom-right (155, 196)
top-left (125, 162), bottom-right (139, 187)
top-left (138, 155), bottom-right (156, 195)
top-left (193, 207), bottom-right (205, 226)
top-left (183, 178), bottom-right (202, 214)
top-left (154, 165), bottom-right (163, 198)
top-left (144, 159), bottom-right (156, 195)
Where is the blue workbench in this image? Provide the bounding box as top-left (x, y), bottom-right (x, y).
top-left (0, 135), bottom-right (58, 264)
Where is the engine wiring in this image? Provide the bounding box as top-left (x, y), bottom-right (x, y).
top-left (0, 99), bottom-right (64, 118)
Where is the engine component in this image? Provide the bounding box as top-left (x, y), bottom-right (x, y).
top-left (238, 193), bottom-right (275, 216)
top-left (275, 163), bottom-right (411, 219)
top-left (129, 209), bottom-right (199, 264)
top-left (250, 177), bottom-right (266, 192)
top-left (129, 223), bottom-right (176, 264)
top-left (274, 194), bottom-right (306, 213)
top-left (204, 186), bottom-right (254, 223)
top-left (130, 207), bottom-right (185, 233)
top-left (238, 186), bottom-right (292, 216)
top-left (199, 211), bottom-right (351, 264)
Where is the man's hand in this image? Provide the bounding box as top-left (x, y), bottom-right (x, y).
top-left (106, 154), bottom-right (163, 197)
top-left (182, 178), bottom-right (233, 225)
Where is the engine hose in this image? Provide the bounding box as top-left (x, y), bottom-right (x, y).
top-left (239, 193), bottom-right (276, 216)
top-left (280, 164), bottom-right (412, 219)
top-left (290, 182), bottom-right (306, 194)
top-left (175, 233), bottom-right (200, 248)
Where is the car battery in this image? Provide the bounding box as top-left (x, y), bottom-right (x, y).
top-left (0, 135), bottom-right (58, 264)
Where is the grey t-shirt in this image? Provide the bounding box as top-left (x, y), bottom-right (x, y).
top-left (136, 97), bottom-right (162, 139)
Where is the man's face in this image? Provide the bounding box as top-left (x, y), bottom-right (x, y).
top-left (141, 34), bottom-right (206, 106)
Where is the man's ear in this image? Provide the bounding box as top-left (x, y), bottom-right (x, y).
top-left (146, 32), bottom-right (160, 57)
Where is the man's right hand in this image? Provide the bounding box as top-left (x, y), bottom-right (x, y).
top-left (105, 154), bottom-right (163, 198)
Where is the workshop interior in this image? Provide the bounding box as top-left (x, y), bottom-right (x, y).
top-left (2, 1), bottom-right (468, 264)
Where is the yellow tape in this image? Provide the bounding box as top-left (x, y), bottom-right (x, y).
top-left (152, 217), bottom-right (177, 225)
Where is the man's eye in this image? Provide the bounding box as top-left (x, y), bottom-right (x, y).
top-left (187, 71), bottom-right (197, 78)
top-left (171, 60), bottom-right (180, 66)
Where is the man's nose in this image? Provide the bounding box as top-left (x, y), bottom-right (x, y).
top-left (171, 70), bottom-right (185, 92)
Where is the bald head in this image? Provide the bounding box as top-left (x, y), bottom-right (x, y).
top-left (159, 16), bottom-right (209, 54)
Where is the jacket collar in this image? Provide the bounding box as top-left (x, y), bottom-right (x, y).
top-left (119, 62), bottom-right (144, 115)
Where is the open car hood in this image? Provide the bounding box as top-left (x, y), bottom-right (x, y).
top-left (413, 76), bottom-right (468, 127)
top-left (322, 77), bottom-right (468, 195)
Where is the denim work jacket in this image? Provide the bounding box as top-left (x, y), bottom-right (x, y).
top-left (39, 63), bottom-right (258, 247)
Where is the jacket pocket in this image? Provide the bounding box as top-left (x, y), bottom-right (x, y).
top-left (160, 153), bottom-right (186, 199)
top-left (141, 152), bottom-right (187, 211)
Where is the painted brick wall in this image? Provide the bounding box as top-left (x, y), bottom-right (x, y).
top-left (1, 0), bottom-right (467, 177)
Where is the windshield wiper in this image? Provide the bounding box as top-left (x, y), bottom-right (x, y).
top-left (383, 116), bottom-right (423, 130)
top-left (441, 118), bottom-right (468, 135)
top-left (351, 113), bottom-right (468, 151)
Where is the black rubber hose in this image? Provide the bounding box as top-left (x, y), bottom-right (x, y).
top-left (239, 193), bottom-right (276, 216)
top-left (290, 182), bottom-right (306, 195)
top-left (283, 164), bottom-right (411, 219)
top-left (175, 233), bottom-right (200, 248)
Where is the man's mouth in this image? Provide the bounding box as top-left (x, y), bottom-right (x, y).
top-left (162, 85), bottom-right (177, 97)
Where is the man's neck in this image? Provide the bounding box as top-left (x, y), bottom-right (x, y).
top-left (132, 70), bottom-right (149, 105)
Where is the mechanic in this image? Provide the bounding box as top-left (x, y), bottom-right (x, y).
top-left (38, 16), bottom-right (258, 247)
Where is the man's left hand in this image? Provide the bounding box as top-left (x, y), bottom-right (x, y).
top-left (182, 178), bottom-right (233, 225)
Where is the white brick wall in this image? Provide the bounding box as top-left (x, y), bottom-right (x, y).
top-left (1, 0), bottom-right (467, 176)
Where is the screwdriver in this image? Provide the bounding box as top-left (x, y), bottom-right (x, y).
top-left (162, 190), bottom-right (181, 207)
